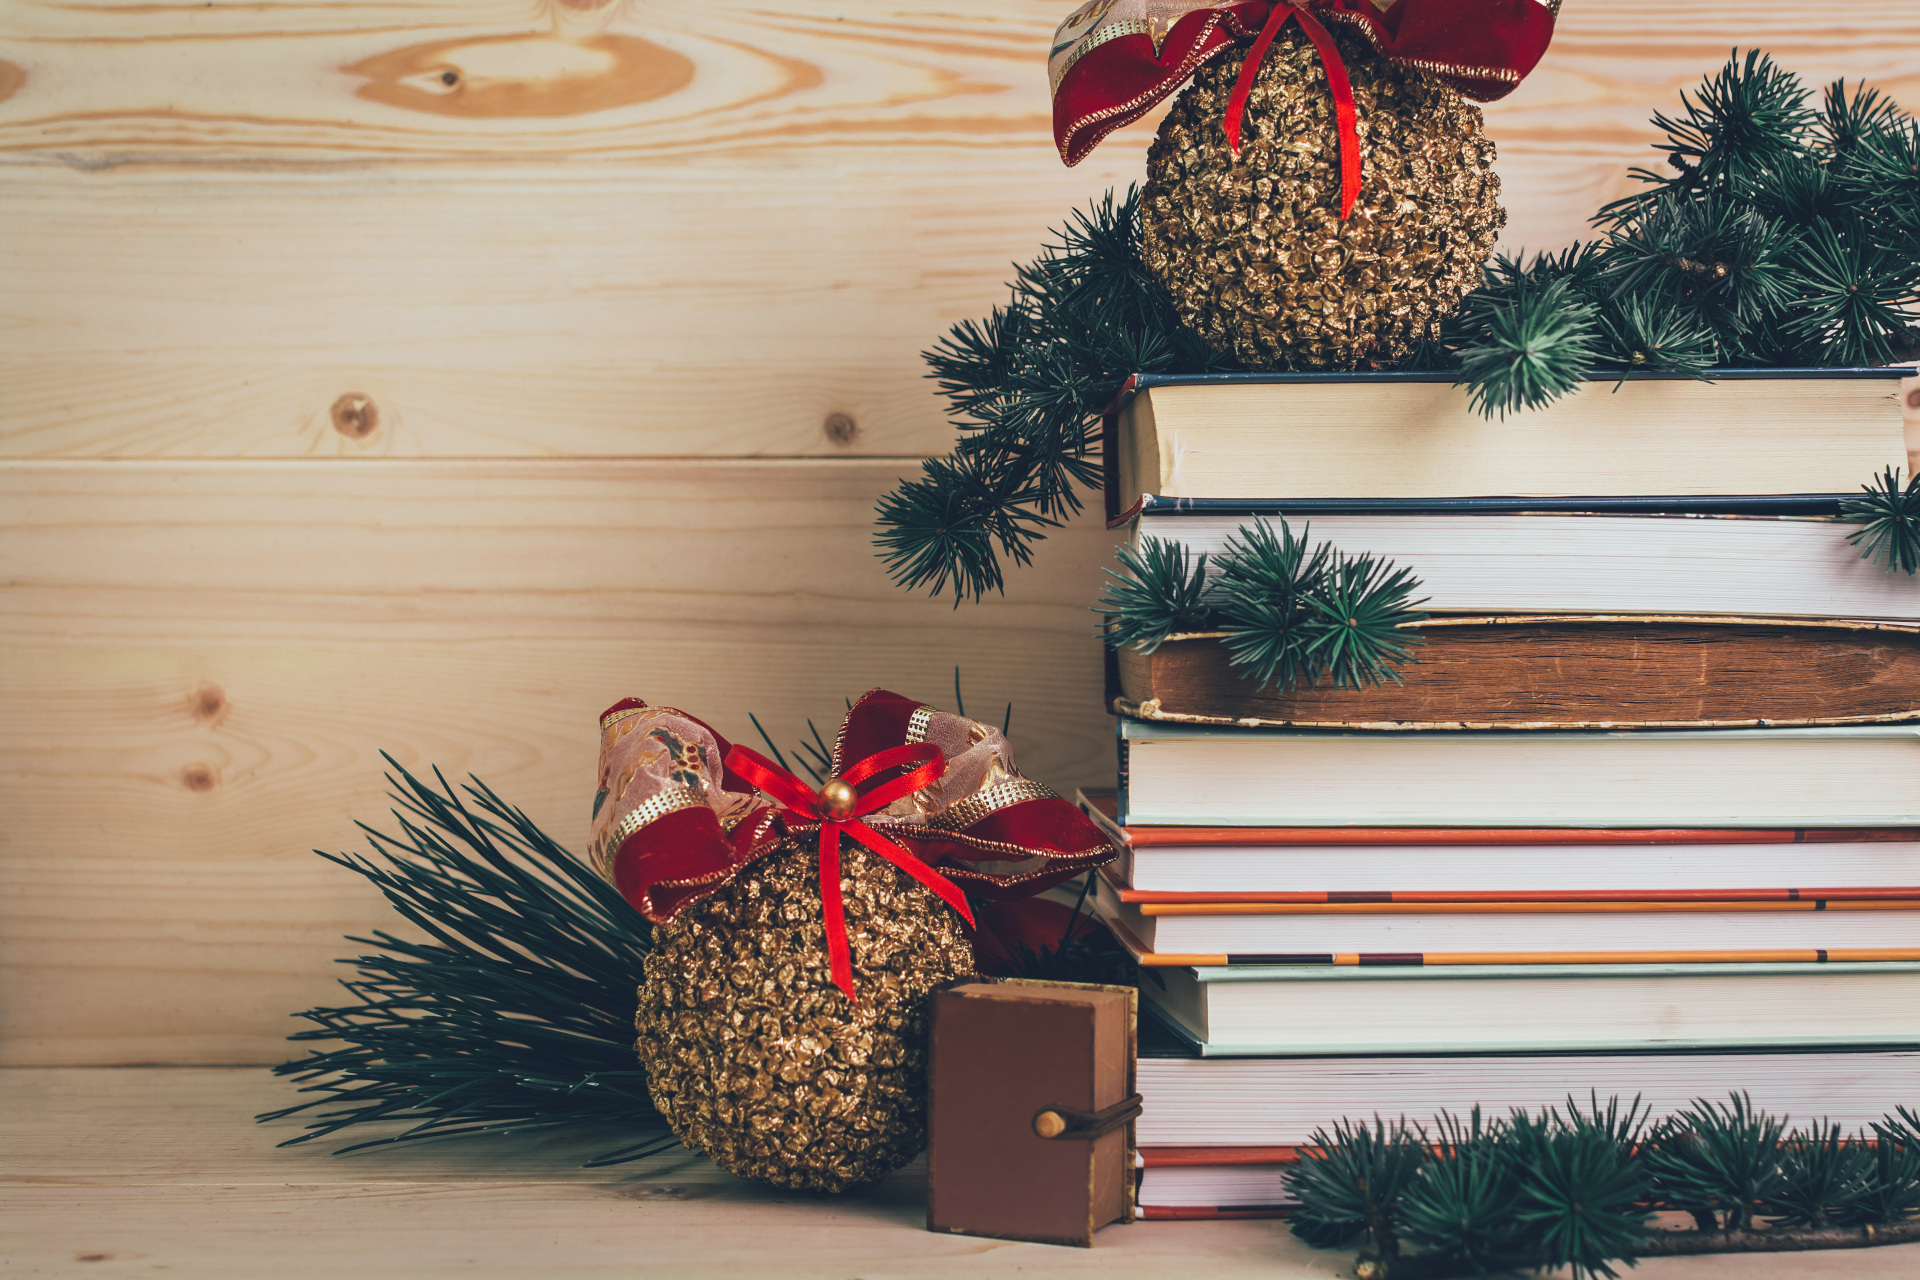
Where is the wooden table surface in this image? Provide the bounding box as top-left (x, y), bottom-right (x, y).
top-left (4, 1067), bottom-right (1918, 1280)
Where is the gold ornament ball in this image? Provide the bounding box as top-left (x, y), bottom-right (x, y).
top-left (634, 840), bottom-right (976, 1193)
top-left (818, 777), bottom-right (856, 819)
top-left (1140, 24), bottom-right (1505, 370)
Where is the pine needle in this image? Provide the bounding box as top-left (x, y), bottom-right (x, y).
top-left (259, 756), bottom-right (674, 1166)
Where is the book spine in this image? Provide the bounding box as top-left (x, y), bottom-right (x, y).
top-left (1100, 375), bottom-right (1141, 527)
top-left (1116, 728), bottom-right (1130, 828)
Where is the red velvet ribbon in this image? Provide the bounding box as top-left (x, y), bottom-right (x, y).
top-left (1224, 1), bottom-right (1362, 219)
top-left (724, 742), bottom-right (976, 1002)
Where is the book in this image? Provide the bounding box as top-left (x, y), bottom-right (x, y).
top-left (1102, 369), bottom-right (1912, 518)
top-left (1115, 721), bottom-right (1920, 828)
top-left (1075, 792), bottom-right (1920, 895)
top-left (1136, 1203), bottom-right (1292, 1220)
top-left (1132, 1042), bottom-right (1920, 1143)
top-left (1111, 617), bottom-right (1920, 730)
top-left (1128, 510), bottom-right (1920, 621)
top-left (927, 980), bottom-right (1136, 1246)
top-left (1136, 1160), bottom-right (1298, 1218)
top-left (1089, 871), bottom-right (1920, 959)
top-left (1131, 961), bottom-right (1920, 1056)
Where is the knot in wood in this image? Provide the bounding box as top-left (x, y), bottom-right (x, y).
top-left (330, 393), bottom-right (380, 440)
top-left (823, 412), bottom-right (859, 446)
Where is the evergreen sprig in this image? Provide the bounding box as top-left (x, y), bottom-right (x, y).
top-left (1286, 1115), bottom-right (1428, 1254)
top-left (1455, 275), bottom-right (1599, 416)
top-left (1095, 535), bottom-right (1212, 653)
top-left (1396, 1109), bottom-right (1532, 1273)
top-left (878, 188), bottom-right (1227, 604)
top-left (1097, 517), bottom-right (1427, 693)
top-left (259, 757), bottom-right (674, 1167)
top-left (1599, 49), bottom-right (1817, 215)
top-left (879, 51), bottom-right (1920, 602)
top-left (1644, 1092), bottom-right (1788, 1231)
top-left (1507, 1098), bottom-right (1652, 1280)
top-left (1842, 467), bottom-right (1920, 575)
top-left (1290, 1093), bottom-right (1920, 1279)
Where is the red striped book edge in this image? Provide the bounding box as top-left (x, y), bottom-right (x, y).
top-left (1136, 1204), bottom-right (1291, 1221)
top-left (1141, 1146), bottom-right (1303, 1167)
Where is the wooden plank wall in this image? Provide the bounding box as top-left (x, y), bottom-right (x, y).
top-left (2, 1), bottom-right (1916, 1066)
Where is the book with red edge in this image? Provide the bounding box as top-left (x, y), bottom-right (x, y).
top-left (1074, 791), bottom-right (1920, 902)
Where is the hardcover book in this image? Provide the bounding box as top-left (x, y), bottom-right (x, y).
top-left (1111, 616), bottom-right (1920, 730)
top-left (1090, 870), bottom-right (1920, 960)
top-left (1074, 792), bottom-right (1920, 895)
top-left (1128, 510), bottom-right (1920, 621)
top-left (1115, 721), bottom-right (1920, 828)
top-left (1102, 369), bottom-right (1913, 520)
top-left (1133, 1035), bottom-right (1920, 1140)
top-left (1130, 961), bottom-right (1920, 1056)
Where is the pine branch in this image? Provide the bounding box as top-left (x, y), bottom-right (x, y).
top-left (259, 756), bottom-right (673, 1166)
top-left (1820, 79), bottom-right (1908, 162)
top-left (1297, 553), bottom-right (1429, 690)
top-left (1094, 536), bottom-right (1213, 653)
top-left (1784, 218), bottom-right (1920, 365)
top-left (1286, 1116), bottom-right (1428, 1254)
top-left (1303, 1096), bottom-right (1920, 1280)
top-left (1597, 49), bottom-right (1815, 221)
top-left (1594, 294), bottom-right (1717, 379)
top-left (1156, 518), bottom-right (1431, 693)
top-left (872, 452), bottom-right (1055, 604)
top-left (878, 187), bottom-right (1226, 605)
top-left (1770, 1119), bottom-right (1874, 1229)
top-left (1602, 191), bottom-right (1803, 355)
top-left (1842, 467), bottom-right (1920, 576)
top-left (1645, 1092), bottom-right (1790, 1232)
top-left (1455, 275), bottom-right (1599, 416)
top-left (1397, 1109), bottom-right (1532, 1274)
top-left (1509, 1097), bottom-right (1654, 1280)
top-left (1209, 515), bottom-right (1334, 693)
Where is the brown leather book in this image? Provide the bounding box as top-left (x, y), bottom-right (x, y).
top-left (926, 979), bottom-right (1138, 1247)
top-left (1113, 616), bottom-right (1920, 730)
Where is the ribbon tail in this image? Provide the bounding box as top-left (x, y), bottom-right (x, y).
top-left (840, 822), bottom-right (977, 931)
top-left (818, 824), bottom-right (857, 1002)
top-left (1286, 4), bottom-right (1361, 219)
top-left (1223, 2), bottom-right (1294, 158)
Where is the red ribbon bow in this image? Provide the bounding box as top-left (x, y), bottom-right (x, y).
top-left (724, 742), bottom-right (976, 1002)
top-left (1225, 2), bottom-right (1362, 219)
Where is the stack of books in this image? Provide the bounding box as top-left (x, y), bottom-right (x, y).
top-left (1083, 368), bottom-right (1920, 1221)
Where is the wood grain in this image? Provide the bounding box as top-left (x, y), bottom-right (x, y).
top-left (0, 161), bottom-right (1142, 459)
top-left (2, 1), bottom-right (1913, 459)
top-left (3, 0), bottom-right (1915, 1071)
top-left (0, 460), bottom-right (1122, 1066)
top-left (6, 1067), bottom-right (1920, 1279)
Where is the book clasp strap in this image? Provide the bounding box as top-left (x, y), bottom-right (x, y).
top-left (1032, 1094), bottom-right (1143, 1140)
